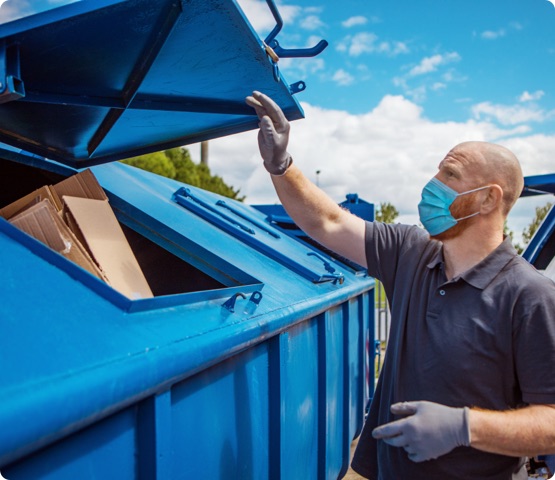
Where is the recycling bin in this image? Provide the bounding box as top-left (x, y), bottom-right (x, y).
top-left (0, 1), bottom-right (376, 479)
top-left (520, 174), bottom-right (555, 478)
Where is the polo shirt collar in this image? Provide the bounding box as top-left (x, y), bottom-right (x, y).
top-left (426, 236), bottom-right (518, 290)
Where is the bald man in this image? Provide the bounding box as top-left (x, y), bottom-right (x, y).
top-left (246, 91), bottom-right (555, 480)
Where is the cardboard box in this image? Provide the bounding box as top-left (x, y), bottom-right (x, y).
top-left (9, 199), bottom-right (107, 281)
top-left (0, 185), bottom-right (62, 220)
top-left (63, 195), bottom-right (153, 300)
top-left (53, 168), bottom-right (107, 202)
top-left (4, 169), bottom-right (154, 300)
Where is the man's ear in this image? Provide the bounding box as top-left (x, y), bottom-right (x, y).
top-left (481, 184), bottom-right (503, 214)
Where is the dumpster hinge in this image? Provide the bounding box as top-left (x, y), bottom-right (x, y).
top-left (222, 292), bottom-right (246, 313)
top-left (222, 291), bottom-right (263, 314)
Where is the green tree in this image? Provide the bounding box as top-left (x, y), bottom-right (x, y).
top-left (375, 202), bottom-right (399, 223)
top-left (123, 151), bottom-right (176, 179)
top-left (522, 202), bottom-right (553, 245)
top-left (504, 221), bottom-right (523, 254)
top-left (122, 147), bottom-right (245, 201)
top-left (374, 201), bottom-right (398, 377)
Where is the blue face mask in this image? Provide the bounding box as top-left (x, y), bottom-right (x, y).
top-left (418, 177), bottom-right (488, 236)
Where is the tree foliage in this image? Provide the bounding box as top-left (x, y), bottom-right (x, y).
top-left (504, 201), bottom-right (553, 254)
top-left (375, 202), bottom-right (399, 224)
top-left (121, 147), bottom-right (245, 201)
top-left (522, 202), bottom-right (553, 245)
top-left (504, 221), bottom-right (522, 254)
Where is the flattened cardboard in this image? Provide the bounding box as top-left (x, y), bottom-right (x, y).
top-left (0, 185), bottom-right (62, 220)
top-left (9, 199), bottom-right (107, 281)
top-left (53, 169), bottom-right (107, 201)
top-left (63, 195), bottom-right (153, 300)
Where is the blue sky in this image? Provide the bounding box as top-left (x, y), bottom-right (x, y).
top-left (2, 0), bottom-right (555, 243)
top-left (246, 0), bottom-right (555, 132)
top-left (232, 0), bottom-right (555, 242)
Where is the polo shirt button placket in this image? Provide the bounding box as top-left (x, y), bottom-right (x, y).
top-left (439, 289), bottom-right (446, 296)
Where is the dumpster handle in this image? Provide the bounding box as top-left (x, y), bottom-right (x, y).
top-left (262, 0), bottom-right (328, 84)
top-left (173, 188), bottom-right (256, 235)
top-left (307, 252), bottom-right (337, 274)
top-left (263, 0), bottom-right (328, 58)
top-left (263, 0), bottom-right (283, 46)
top-left (216, 200), bottom-right (280, 239)
top-left (316, 273), bottom-right (344, 285)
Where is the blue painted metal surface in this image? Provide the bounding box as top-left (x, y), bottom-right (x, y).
top-left (521, 175), bottom-right (555, 267)
top-left (521, 175), bottom-right (555, 476)
top-left (521, 173), bottom-right (555, 197)
top-left (522, 203), bottom-right (555, 267)
top-left (0, 157), bottom-right (375, 479)
top-left (0, 2), bottom-right (373, 479)
top-left (0, 0), bottom-right (312, 167)
top-left (253, 196), bottom-right (373, 275)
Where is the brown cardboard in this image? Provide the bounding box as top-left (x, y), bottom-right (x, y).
top-left (3, 168), bottom-right (153, 300)
top-left (8, 199), bottom-right (107, 281)
top-left (63, 195), bottom-right (153, 300)
top-left (52, 169), bottom-right (107, 201)
top-left (0, 185), bottom-right (62, 220)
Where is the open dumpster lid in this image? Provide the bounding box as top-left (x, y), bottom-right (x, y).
top-left (0, 0), bottom-right (309, 168)
top-left (521, 173), bottom-right (555, 197)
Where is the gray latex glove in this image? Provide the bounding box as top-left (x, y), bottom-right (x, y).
top-left (245, 91), bottom-right (293, 175)
top-left (372, 401), bottom-right (470, 462)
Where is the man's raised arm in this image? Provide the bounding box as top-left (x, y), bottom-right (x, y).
top-left (246, 91), bottom-right (367, 268)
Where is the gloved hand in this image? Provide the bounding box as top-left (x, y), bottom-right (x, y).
top-left (372, 401), bottom-right (471, 462)
top-left (245, 91), bottom-right (293, 175)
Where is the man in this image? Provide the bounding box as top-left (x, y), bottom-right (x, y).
top-left (246, 91), bottom-right (555, 480)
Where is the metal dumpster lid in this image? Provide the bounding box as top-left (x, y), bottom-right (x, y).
top-left (0, 0), bottom-right (312, 168)
top-left (522, 173), bottom-right (555, 197)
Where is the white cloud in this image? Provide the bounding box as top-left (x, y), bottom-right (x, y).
top-left (481, 29), bottom-right (506, 40)
top-left (338, 32), bottom-right (409, 57)
top-left (471, 101), bottom-right (552, 125)
top-left (300, 14), bottom-right (325, 31)
top-left (332, 69), bottom-right (355, 86)
top-left (279, 55), bottom-right (325, 77)
top-left (393, 53), bottom-right (462, 102)
top-left (342, 15), bottom-right (368, 28)
top-left (520, 90), bottom-right (545, 102)
top-left (235, 0), bottom-right (301, 33)
top-left (431, 82), bottom-right (447, 91)
top-left (480, 21), bottom-right (523, 40)
top-left (195, 95), bottom-right (553, 243)
top-left (408, 52), bottom-right (461, 77)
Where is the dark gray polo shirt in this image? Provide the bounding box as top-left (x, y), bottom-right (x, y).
top-left (352, 222), bottom-right (555, 480)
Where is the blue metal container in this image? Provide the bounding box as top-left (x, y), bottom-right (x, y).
top-left (521, 174), bottom-right (555, 477)
top-left (0, 1), bottom-right (375, 479)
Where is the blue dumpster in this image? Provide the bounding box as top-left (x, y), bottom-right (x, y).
top-left (0, 1), bottom-right (375, 479)
top-left (520, 174), bottom-right (555, 478)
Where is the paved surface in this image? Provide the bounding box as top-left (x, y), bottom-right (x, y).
top-left (344, 438), bottom-right (365, 479)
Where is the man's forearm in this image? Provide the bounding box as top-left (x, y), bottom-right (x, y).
top-left (271, 164), bottom-right (367, 268)
top-left (271, 164), bottom-right (345, 235)
top-left (469, 404), bottom-right (555, 457)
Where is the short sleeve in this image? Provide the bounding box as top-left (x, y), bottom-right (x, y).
top-left (364, 221), bottom-right (432, 290)
top-left (513, 267), bottom-right (555, 404)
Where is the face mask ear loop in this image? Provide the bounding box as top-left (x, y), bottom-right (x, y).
top-left (452, 185), bottom-right (492, 223)
top-left (456, 184), bottom-right (492, 197)
top-left (454, 211), bottom-right (480, 222)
